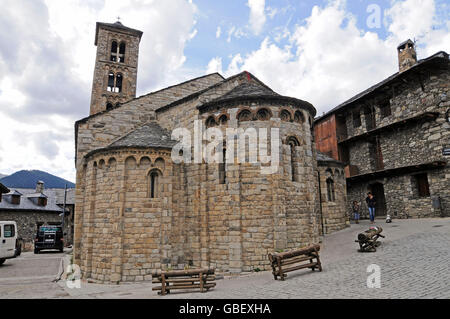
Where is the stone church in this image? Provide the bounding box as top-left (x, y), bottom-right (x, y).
top-left (74, 21), bottom-right (348, 283)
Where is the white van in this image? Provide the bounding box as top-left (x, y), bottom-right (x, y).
top-left (0, 221), bottom-right (22, 265)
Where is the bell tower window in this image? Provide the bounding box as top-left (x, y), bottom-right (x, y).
top-left (110, 41), bottom-right (126, 63)
top-left (107, 72), bottom-right (123, 93)
top-left (110, 41), bottom-right (118, 61)
top-left (116, 74), bottom-right (123, 93)
top-left (107, 72), bottom-right (115, 92)
top-left (119, 43), bottom-right (126, 63)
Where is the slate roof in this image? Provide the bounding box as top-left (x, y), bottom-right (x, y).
top-left (198, 76), bottom-right (316, 116)
top-left (85, 122), bottom-right (177, 158)
top-left (216, 82), bottom-right (279, 101)
top-left (0, 188), bottom-right (66, 213)
top-left (0, 183), bottom-right (10, 193)
top-left (315, 51), bottom-right (449, 122)
top-left (109, 122), bottom-right (176, 148)
top-left (316, 151), bottom-right (345, 166)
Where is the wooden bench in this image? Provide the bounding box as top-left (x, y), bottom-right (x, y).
top-left (151, 268), bottom-right (216, 296)
top-left (355, 226), bottom-right (385, 252)
top-left (268, 245), bottom-right (322, 281)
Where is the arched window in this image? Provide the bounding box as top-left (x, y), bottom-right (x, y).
top-left (205, 116), bottom-right (217, 128)
top-left (107, 72), bottom-right (123, 93)
top-left (287, 137), bottom-right (300, 182)
top-left (280, 110), bottom-right (292, 122)
top-left (218, 114), bottom-right (228, 125)
top-left (106, 102), bottom-right (113, 110)
top-left (294, 111), bottom-right (305, 124)
top-left (119, 42), bottom-right (126, 63)
top-left (115, 74), bottom-right (123, 93)
top-left (110, 41), bottom-right (126, 63)
top-left (256, 108), bottom-right (271, 121)
top-left (237, 109), bottom-right (252, 122)
top-left (326, 178), bottom-right (335, 202)
top-left (107, 72), bottom-right (115, 92)
top-left (148, 169), bottom-right (162, 199)
top-left (110, 41), bottom-right (118, 61)
top-left (219, 148), bottom-right (226, 184)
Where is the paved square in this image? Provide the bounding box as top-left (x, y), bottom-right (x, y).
top-left (60, 218), bottom-right (450, 299)
top-left (1, 218), bottom-right (449, 299)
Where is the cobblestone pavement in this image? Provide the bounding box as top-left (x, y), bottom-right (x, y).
top-left (2, 218), bottom-right (449, 299)
top-left (57, 218), bottom-right (450, 299)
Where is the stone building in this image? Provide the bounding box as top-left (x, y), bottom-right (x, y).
top-left (74, 21), bottom-right (349, 283)
top-left (316, 152), bottom-right (348, 234)
top-left (0, 181), bottom-right (73, 247)
top-left (315, 40), bottom-right (450, 219)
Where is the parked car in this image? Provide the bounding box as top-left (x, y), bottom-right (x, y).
top-left (34, 225), bottom-right (64, 254)
top-left (0, 221), bottom-right (22, 265)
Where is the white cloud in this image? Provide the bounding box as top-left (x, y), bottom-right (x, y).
top-left (219, 0), bottom-right (448, 116)
top-left (247, 0), bottom-right (266, 35)
top-left (216, 26), bottom-right (222, 38)
top-left (0, 0), bottom-right (199, 181)
top-left (206, 57), bottom-right (223, 74)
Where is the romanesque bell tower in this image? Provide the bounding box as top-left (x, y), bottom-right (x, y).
top-left (89, 21), bottom-right (143, 115)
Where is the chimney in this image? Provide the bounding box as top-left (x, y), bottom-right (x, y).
top-left (397, 39), bottom-right (417, 72)
top-left (36, 180), bottom-right (44, 193)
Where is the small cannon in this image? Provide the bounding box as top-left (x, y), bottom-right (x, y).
top-left (355, 227), bottom-right (385, 252)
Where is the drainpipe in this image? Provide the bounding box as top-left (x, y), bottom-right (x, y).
top-left (317, 171), bottom-right (325, 236)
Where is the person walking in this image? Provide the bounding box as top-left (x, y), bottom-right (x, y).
top-left (366, 192), bottom-right (376, 223)
top-left (352, 201), bottom-right (361, 224)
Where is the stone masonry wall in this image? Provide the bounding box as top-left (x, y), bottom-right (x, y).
top-left (76, 97), bottom-right (321, 282)
top-left (343, 62), bottom-right (449, 219)
top-left (90, 26), bottom-right (141, 115)
top-left (318, 164), bottom-right (349, 234)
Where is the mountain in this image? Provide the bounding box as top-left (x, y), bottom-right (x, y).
top-left (0, 173), bottom-right (8, 179)
top-left (0, 170), bottom-right (75, 189)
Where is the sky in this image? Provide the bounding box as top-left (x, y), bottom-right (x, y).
top-left (0, 0), bottom-right (448, 183)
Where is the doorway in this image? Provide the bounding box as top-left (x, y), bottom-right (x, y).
top-left (369, 183), bottom-right (387, 217)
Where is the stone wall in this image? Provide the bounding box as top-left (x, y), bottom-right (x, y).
top-left (342, 60), bottom-right (449, 219)
top-left (318, 164), bottom-right (349, 234)
top-left (75, 96), bottom-right (321, 282)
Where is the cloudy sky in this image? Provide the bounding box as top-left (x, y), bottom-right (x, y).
top-left (0, 0), bottom-right (448, 183)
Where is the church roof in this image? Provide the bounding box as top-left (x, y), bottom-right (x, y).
top-left (85, 122), bottom-right (177, 158)
top-left (109, 122), bottom-right (177, 149)
top-left (95, 21), bottom-right (143, 45)
top-left (197, 73), bottom-right (316, 116)
top-left (215, 82), bottom-right (279, 101)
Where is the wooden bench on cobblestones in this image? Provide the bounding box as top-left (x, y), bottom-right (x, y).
top-left (268, 244), bottom-right (322, 281)
top-left (151, 268), bottom-right (216, 296)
